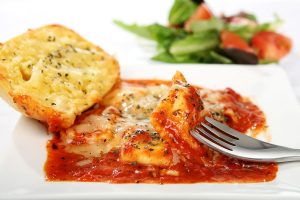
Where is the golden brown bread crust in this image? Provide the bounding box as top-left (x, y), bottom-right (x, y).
top-left (12, 94), bottom-right (68, 132)
top-left (0, 24), bottom-right (120, 132)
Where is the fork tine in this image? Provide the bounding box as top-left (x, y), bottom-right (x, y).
top-left (190, 130), bottom-right (233, 154)
top-left (194, 127), bottom-right (234, 151)
top-left (205, 117), bottom-right (278, 150)
top-left (200, 122), bottom-right (237, 145)
top-left (205, 117), bottom-right (242, 139)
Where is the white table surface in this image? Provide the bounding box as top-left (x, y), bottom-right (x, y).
top-left (0, 1), bottom-right (299, 199)
top-left (0, 0), bottom-right (299, 101)
top-left (0, 0), bottom-right (299, 104)
top-left (0, 0), bottom-right (298, 148)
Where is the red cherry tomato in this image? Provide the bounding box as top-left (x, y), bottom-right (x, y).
top-left (184, 3), bottom-right (213, 31)
top-left (251, 31), bottom-right (292, 61)
top-left (221, 30), bottom-right (254, 53)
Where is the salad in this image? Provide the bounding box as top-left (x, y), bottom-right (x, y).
top-left (114, 0), bottom-right (292, 64)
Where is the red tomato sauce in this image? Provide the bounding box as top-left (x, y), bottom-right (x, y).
top-left (45, 80), bottom-right (277, 183)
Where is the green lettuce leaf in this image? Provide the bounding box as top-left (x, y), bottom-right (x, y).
top-left (168, 0), bottom-right (197, 25)
top-left (190, 18), bottom-right (224, 33)
top-left (169, 31), bottom-right (219, 56)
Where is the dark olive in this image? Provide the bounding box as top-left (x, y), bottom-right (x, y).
top-left (222, 48), bottom-right (258, 65)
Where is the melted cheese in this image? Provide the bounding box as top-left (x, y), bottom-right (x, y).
top-left (61, 79), bottom-right (266, 167)
top-left (18, 44), bottom-right (108, 115)
top-left (61, 84), bottom-right (172, 166)
top-left (199, 88), bottom-right (227, 122)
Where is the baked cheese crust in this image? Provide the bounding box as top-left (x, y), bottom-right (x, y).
top-left (59, 72), bottom-right (266, 168)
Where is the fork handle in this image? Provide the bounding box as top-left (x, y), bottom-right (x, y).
top-left (273, 147), bottom-right (300, 163)
top-left (244, 147), bottom-right (300, 163)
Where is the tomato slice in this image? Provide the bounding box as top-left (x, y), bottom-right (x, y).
top-left (184, 3), bottom-right (213, 31)
top-left (221, 30), bottom-right (254, 53)
top-left (251, 31), bottom-right (292, 61)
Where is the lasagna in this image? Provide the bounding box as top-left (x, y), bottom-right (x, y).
top-left (45, 72), bottom-right (277, 183)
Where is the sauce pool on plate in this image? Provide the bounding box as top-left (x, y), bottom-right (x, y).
top-left (45, 79), bottom-right (277, 183)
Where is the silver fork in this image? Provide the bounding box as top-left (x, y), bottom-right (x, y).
top-left (190, 117), bottom-right (300, 163)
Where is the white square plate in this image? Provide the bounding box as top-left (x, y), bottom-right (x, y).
top-left (0, 64), bottom-right (300, 200)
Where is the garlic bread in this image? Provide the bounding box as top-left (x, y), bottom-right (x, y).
top-left (0, 24), bottom-right (120, 132)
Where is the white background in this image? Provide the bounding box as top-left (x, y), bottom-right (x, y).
top-left (0, 0), bottom-right (300, 199)
top-left (1, 0), bottom-right (299, 154)
top-left (0, 0), bottom-right (299, 100)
